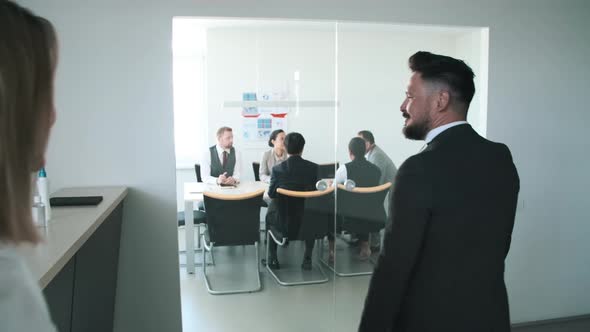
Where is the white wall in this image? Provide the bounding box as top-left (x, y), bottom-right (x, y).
top-left (20, 0), bottom-right (590, 330)
top-left (456, 28), bottom-right (489, 137)
top-left (18, 2), bottom-right (183, 332)
top-left (205, 25), bottom-right (337, 179)
top-left (201, 23), bottom-right (484, 177)
top-left (336, 24), bottom-right (481, 167)
top-left (176, 23), bottom-right (484, 211)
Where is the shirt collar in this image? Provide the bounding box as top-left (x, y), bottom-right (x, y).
top-left (425, 121), bottom-right (468, 144)
top-left (273, 149), bottom-right (286, 160)
top-left (216, 144), bottom-right (230, 154)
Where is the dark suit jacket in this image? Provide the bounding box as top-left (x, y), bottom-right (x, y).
top-left (266, 155), bottom-right (319, 234)
top-left (268, 155), bottom-right (318, 198)
top-left (359, 124), bottom-right (520, 332)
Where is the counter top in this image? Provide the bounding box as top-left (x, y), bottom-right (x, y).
top-left (19, 186), bottom-right (128, 288)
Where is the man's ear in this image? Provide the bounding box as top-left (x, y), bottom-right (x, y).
top-left (436, 90), bottom-right (451, 112)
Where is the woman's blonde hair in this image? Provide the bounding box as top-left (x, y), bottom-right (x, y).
top-left (0, 1), bottom-right (57, 243)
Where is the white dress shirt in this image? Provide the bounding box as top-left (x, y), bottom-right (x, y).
top-left (333, 164), bottom-right (348, 186)
top-left (425, 121), bottom-right (469, 144)
top-left (200, 144), bottom-right (242, 184)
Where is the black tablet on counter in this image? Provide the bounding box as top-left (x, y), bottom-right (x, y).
top-left (50, 196), bottom-right (103, 207)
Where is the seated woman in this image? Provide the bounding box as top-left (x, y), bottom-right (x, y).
top-left (330, 137), bottom-right (381, 260)
top-left (259, 129), bottom-right (287, 183)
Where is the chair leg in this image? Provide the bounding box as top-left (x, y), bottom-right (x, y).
top-left (179, 224), bottom-right (212, 268)
top-left (254, 242), bottom-right (261, 290)
top-left (319, 236), bottom-right (375, 277)
top-left (265, 234), bottom-right (328, 286)
top-left (202, 235), bottom-right (207, 275)
top-left (265, 231), bottom-right (270, 269)
top-left (209, 245), bottom-right (216, 266)
top-left (203, 238), bottom-right (262, 295)
top-left (316, 239), bottom-right (322, 261)
top-left (178, 224), bottom-right (204, 254)
top-left (197, 224), bottom-right (201, 249)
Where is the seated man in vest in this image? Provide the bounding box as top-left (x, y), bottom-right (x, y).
top-left (201, 126), bottom-right (242, 186)
top-left (266, 132), bottom-right (319, 270)
top-left (331, 137), bottom-right (381, 260)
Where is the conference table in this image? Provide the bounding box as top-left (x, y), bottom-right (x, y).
top-left (183, 181), bottom-right (269, 274)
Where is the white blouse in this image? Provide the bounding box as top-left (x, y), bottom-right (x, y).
top-left (0, 246), bottom-right (56, 332)
top-left (259, 149), bottom-right (288, 183)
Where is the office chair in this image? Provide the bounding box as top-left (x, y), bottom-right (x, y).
top-left (202, 189), bottom-right (265, 294)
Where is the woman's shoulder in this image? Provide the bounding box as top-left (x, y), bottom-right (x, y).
top-left (0, 247), bottom-right (56, 332)
top-left (0, 246), bottom-right (23, 273)
top-left (0, 246), bottom-right (39, 301)
top-left (261, 149), bottom-right (273, 160)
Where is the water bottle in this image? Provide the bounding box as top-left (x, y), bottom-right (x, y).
top-left (32, 195), bottom-right (46, 227)
top-left (37, 167), bottom-right (51, 221)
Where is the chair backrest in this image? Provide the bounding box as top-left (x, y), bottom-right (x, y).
top-left (194, 163), bottom-right (203, 183)
top-left (276, 187), bottom-right (334, 241)
top-left (203, 189), bottom-right (264, 246)
top-left (318, 162), bottom-right (339, 179)
top-left (336, 182), bottom-right (391, 234)
top-left (252, 162), bottom-right (260, 182)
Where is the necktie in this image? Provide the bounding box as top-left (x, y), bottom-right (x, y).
top-left (222, 151), bottom-right (228, 169)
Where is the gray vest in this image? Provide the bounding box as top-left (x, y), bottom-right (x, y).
top-left (209, 146), bottom-right (236, 177)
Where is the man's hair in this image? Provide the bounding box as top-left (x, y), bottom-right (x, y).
top-left (216, 126), bottom-right (232, 138)
top-left (349, 137), bottom-right (367, 160)
top-left (358, 130), bottom-right (375, 145)
top-left (268, 129), bottom-right (284, 147)
top-left (409, 51), bottom-right (475, 113)
top-left (284, 132), bottom-right (305, 155)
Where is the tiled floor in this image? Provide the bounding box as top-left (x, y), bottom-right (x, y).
top-left (512, 318), bottom-right (590, 332)
top-left (178, 230), bottom-right (374, 332)
top-left (178, 228), bottom-right (590, 332)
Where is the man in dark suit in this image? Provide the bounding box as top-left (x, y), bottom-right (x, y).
top-left (359, 51), bottom-right (520, 332)
top-left (266, 132), bottom-right (319, 270)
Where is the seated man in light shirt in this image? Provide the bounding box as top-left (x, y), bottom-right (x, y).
top-left (201, 126), bottom-right (242, 186)
top-left (358, 130), bottom-right (397, 192)
top-left (331, 137), bottom-right (381, 260)
top-left (358, 130), bottom-right (397, 250)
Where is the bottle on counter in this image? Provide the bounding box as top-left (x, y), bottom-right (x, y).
top-left (32, 194), bottom-right (46, 228)
top-left (37, 167), bottom-right (51, 221)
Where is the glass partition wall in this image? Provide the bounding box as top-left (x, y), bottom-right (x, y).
top-left (333, 22), bottom-right (488, 330)
top-left (173, 17), bottom-right (488, 331)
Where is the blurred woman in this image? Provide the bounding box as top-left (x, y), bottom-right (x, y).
top-left (0, 1), bottom-right (58, 330)
top-left (259, 129), bottom-right (287, 183)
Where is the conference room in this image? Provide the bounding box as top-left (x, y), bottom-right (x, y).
top-left (172, 17), bottom-right (490, 330)
top-left (15, 1), bottom-right (589, 332)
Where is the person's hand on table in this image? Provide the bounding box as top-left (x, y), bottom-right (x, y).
top-left (217, 172), bottom-right (239, 186)
top-left (225, 176), bottom-right (237, 186)
top-left (217, 173), bottom-right (228, 185)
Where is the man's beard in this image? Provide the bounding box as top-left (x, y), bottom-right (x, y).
top-left (403, 115), bottom-right (431, 140)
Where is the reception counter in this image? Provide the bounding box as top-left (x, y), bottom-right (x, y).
top-left (20, 186), bottom-right (128, 332)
